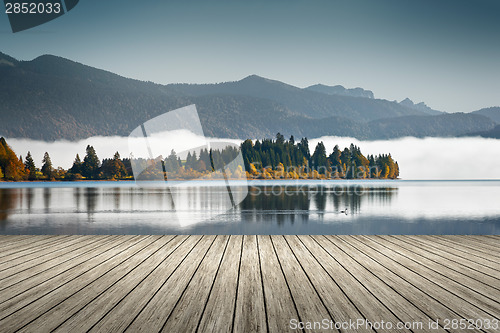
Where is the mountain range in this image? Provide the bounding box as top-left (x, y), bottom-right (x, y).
top-left (1, 51), bottom-right (499, 141)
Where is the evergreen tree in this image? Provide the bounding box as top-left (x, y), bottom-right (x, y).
top-left (41, 152), bottom-right (53, 179)
top-left (297, 137), bottom-right (310, 161)
top-left (164, 149), bottom-right (181, 172)
top-left (69, 154), bottom-right (83, 175)
top-left (101, 152), bottom-right (127, 179)
top-left (275, 132), bottom-right (285, 146)
top-left (24, 151), bottom-right (37, 180)
top-left (82, 145), bottom-right (100, 179)
top-left (311, 142), bottom-right (328, 174)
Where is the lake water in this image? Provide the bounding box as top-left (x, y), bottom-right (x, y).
top-left (0, 180), bottom-right (499, 235)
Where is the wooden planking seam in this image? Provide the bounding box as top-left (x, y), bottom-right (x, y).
top-left (297, 236), bottom-right (376, 333)
top-left (271, 235), bottom-right (336, 332)
top-left (255, 236), bottom-right (270, 333)
top-left (428, 236), bottom-right (500, 263)
top-left (357, 236), bottom-right (500, 316)
top-left (0, 235), bottom-right (92, 274)
top-left (232, 235), bottom-right (267, 333)
top-left (0, 235), bottom-right (69, 259)
top-left (0, 235), bottom-right (143, 317)
top-left (230, 235), bottom-right (244, 333)
top-left (403, 236), bottom-right (500, 279)
top-left (457, 235), bottom-right (500, 249)
top-left (0, 235), bottom-right (117, 289)
top-left (14, 235), bottom-right (166, 333)
top-left (197, 236), bottom-right (243, 333)
top-left (288, 235), bottom-right (374, 333)
top-left (52, 235), bottom-right (185, 332)
top-left (317, 235), bottom-right (440, 333)
top-left (393, 235), bottom-right (500, 280)
top-left (379, 235), bottom-right (500, 294)
top-left (0, 235), bottom-right (58, 253)
top-left (157, 236), bottom-right (219, 332)
top-left (435, 236), bottom-right (500, 260)
top-left (161, 236), bottom-right (231, 333)
top-left (256, 235), bottom-right (300, 333)
top-left (82, 236), bottom-right (188, 333)
top-left (0, 235), bottom-right (156, 332)
top-left (0, 235), bottom-right (78, 265)
top-left (124, 235), bottom-right (217, 332)
top-left (268, 235), bottom-right (304, 331)
top-left (342, 236), bottom-right (499, 322)
top-left (409, 236), bottom-right (500, 271)
top-left (85, 236), bottom-right (205, 333)
top-left (329, 236), bottom-right (479, 333)
top-left (0, 235), bottom-right (40, 250)
top-left (446, 235), bottom-right (500, 250)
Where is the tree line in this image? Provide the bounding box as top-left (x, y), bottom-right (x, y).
top-left (0, 134), bottom-right (399, 181)
top-left (241, 133), bottom-right (399, 179)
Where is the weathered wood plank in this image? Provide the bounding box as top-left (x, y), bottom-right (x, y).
top-left (285, 235), bottom-right (371, 333)
top-left (16, 236), bottom-right (166, 333)
top-left (342, 236), bottom-right (497, 326)
top-left (0, 236), bottom-right (160, 333)
top-left (197, 236), bottom-right (243, 333)
top-left (0, 235), bottom-right (36, 249)
top-left (305, 235), bottom-right (409, 332)
top-left (0, 235), bottom-right (141, 320)
top-left (125, 235), bottom-right (216, 333)
top-left (352, 236), bottom-right (500, 318)
top-left (161, 236), bottom-right (230, 332)
top-left (53, 235), bottom-right (181, 332)
top-left (438, 236), bottom-right (500, 258)
top-left (87, 236), bottom-right (203, 333)
top-left (379, 235), bottom-right (500, 294)
top-left (232, 235), bottom-right (267, 333)
top-left (452, 235), bottom-right (500, 248)
top-left (0, 235), bottom-right (115, 288)
top-left (257, 235), bottom-right (299, 333)
top-left (271, 235), bottom-right (335, 333)
top-left (325, 236), bottom-right (479, 333)
top-left (409, 236), bottom-right (500, 271)
top-left (0, 235), bottom-right (88, 274)
top-left (404, 236), bottom-right (500, 278)
top-left (313, 235), bottom-right (436, 333)
top-left (0, 235), bottom-right (64, 258)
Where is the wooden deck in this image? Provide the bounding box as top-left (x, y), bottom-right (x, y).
top-left (0, 235), bottom-right (498, 332)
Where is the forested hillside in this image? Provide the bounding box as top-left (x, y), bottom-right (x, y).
top-left (1, 51), bottom-right (497, 141)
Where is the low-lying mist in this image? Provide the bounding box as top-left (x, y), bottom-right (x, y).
top-left (7, 134), bottom-right (500, 180)
top-left (310, 136), bottom-right (500, 180)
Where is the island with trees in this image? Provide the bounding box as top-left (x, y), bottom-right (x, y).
top-left (0, 134), bottom-right (399, 182)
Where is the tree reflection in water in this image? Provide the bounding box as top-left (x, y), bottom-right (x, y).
top-left (239, 185), bottom-right (397, 224)
top-left (0, 188), bottom-right (17, 227)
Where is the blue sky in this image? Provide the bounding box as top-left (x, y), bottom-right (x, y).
top-left (1, 0), bottom-right (499, 112)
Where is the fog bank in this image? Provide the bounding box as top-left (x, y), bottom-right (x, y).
top-left (6, 135), bottom-right (500, 180)
top-left (310, 136), bottom-right (500, 180)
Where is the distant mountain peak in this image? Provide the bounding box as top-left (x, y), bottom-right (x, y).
top-left (399, 98), bottom-right (443, 115)
top-left (305, 84), bottom-right (374, 99)
top-left (242, 74), bottom-right (263, 80)
top-left (400, 97), bottom-right (414, 106)
top-left (240, 74), bottom-right (291, 86)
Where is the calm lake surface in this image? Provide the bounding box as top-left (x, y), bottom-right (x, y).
top-left (0, 180), bottom-right (499, 235)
